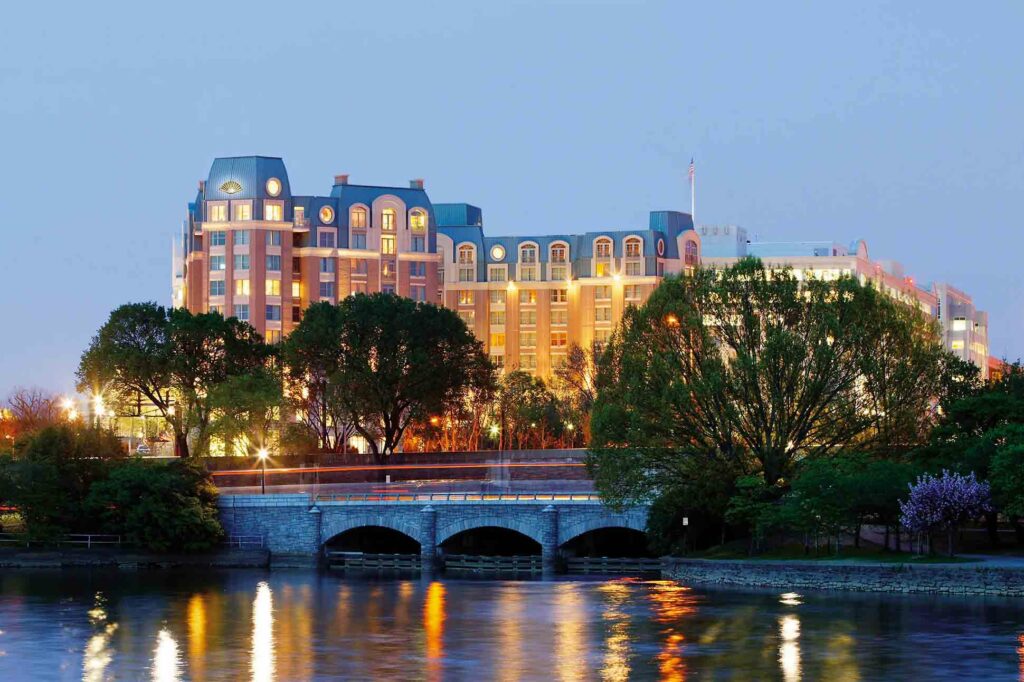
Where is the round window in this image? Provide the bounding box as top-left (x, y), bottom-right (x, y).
top-left (319, 206), bottom-right (335, 224)
top-left (490, 244), bottom-right (506, 261)
top-left (266, 178), bottom-right (282, 197)
top-left (657, 239), bottom-right (665, 256)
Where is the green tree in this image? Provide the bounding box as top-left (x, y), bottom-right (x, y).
top-left (207, 370), bottom-right (283, 456)
top-left (495, 371), bottom-right (565, 449)
top-left (287, 294), bottom-right (493, 463)
top-left (8, 426), bottom-right (125, 541)
top-left (590, 259), bottom-right (948, 506)
top-left (553, 343), bottom-right (599, 444)
top-left (86, 459), bottom-right (223, 552)
top-left (77, 303), bottom-right (271, 457)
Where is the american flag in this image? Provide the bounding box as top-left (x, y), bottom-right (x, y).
top-left (688, 158), bottom-right (695, 183)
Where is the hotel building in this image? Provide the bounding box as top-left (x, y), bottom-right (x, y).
top-left (174, 155), bottom-right (989, 379)
top-left (175, 156), bottom-right (702, 375)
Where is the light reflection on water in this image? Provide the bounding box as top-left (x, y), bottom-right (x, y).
top-left (0, 571), bottom-right (1020, 680)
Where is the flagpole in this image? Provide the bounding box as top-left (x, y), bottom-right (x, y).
top-left (689, 158), bottom-right (696, 223)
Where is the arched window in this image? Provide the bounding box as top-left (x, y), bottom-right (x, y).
top-left (519, 244), bottom-right (537, 264)
top-left (550, 244), bottom-right (567, 263)
top-left (684, 240), bottom-right (699, 266)
top-left (350, 207), bottom-right (367, 229)
top-left (624, 237), bottom-right (642, 258)
top-left (458, 244), bottom-right (475, 264)
top-left (382, 208), bottom-right (396, 231)
top-left (409, 209), bottom-right (427, 231)
top-left (595, 238), bottom-right (612, 258)
top-left (519, 243), bottom-right (538, 281)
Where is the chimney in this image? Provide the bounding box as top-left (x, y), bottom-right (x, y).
top-left (334, 174), bottom-right (349, 185)
top-left (198, 180), bottom-right (206, 193)
top-left (410, 178), bottom-right (424, 190)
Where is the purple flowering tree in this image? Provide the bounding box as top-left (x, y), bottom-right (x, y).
top-left (899, 470), bottom-right (991, 556)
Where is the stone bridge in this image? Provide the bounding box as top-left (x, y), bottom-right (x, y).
top-left (218, 493), bottom-right (650, 572)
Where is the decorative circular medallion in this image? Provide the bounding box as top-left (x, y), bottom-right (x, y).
top-left (266, 178), bottom-right (281, 197)
top-left (490, 244), bottom-right (506, 261)
top-left (657, 238), bottom-right (665, 256)
top-left (319, 206), bottom-right (335, 224)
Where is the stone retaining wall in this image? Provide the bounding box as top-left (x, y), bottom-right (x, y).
top-left (666, 559), bottom-right (1024, 597)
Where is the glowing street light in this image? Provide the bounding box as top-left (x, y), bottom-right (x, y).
top-left (257, 448), bottom-right (269, 495)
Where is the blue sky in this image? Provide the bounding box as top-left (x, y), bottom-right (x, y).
top-left (0, 1), bottom-right (1021, 394)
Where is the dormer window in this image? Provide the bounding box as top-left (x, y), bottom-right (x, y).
top-left (264, 203), bottom-right (283, 222)
top-left (208, 204), bottom-right (227, 222)
top-left (595, 239), bottom-right (612, 258)
top-left (232, 203), bottom-right (252, 221)
top-left (625, 238), bottom-right (642, 258)
top-left (382, 208), bottom-right (396, 231)
top-left (458, 244), bottom-right (475, 282)
top-left (410, 209), bottom-right (427, 231)
top-left (350, 207), bottom-right (367, 228)
top-left (550, 244), bottom-right (567, 263)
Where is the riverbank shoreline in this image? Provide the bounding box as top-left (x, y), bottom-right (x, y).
top-left (665, 557), bottom-right (1024, 596)
top-left (0, 547), bottom-right (270, 569)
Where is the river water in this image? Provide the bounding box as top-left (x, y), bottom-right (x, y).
top-left (0, 570), bottom-right (1021, 680)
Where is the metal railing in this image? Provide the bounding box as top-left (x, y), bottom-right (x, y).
top-left (224, 535), bottom-right (265, 549)
top-left (313, 492), bottom-right (602, 504)
top-left (0, 533), bottom-right (121, 548)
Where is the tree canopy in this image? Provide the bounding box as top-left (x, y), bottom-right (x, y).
top-left (590, 258), bottom-right (952, 505)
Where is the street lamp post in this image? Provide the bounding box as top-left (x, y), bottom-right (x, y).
top-left (257, 448), bottom-right (269, 495)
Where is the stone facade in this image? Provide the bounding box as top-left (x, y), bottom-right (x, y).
top-left (667, 559), bottom-right (1024, 597)
top-left (218, 494), bottom-right (649, 571)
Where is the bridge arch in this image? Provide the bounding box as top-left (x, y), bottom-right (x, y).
top-left (558, 515), bottom-right (648, 547)
top-left (435, 517), bottom-right (545, 547)
top-left (320, 512), bottom-right (425, 549)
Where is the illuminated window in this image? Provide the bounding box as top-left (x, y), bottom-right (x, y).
top-left (209, 230), bottom-right (226, 246)
top-left (209, 280), bottom-right (225, 296)
top-left (291, 281), bottom-right (301, 298)
top-left (266, 231), bottom-right (281, 246)
top-left (233, 254), bottom-right (250, 271)
top-left (264, 203), bottom-right (283, 221)
top-left (595, 238), bottom-right (612, 258)
top-left (265, 279), bottom-right (281, 296)
top-left (952, 319), bottom-right (967, 331)
top-left (209, 204), bottom-right (227, 222)
top-left (519, 310), bottom-right (537, 326)
top-left (350, 207), bottom-right (367, 228)
top-left (381, 235), bottom-right (396, 255)
top-left (551, 289), bottom-right (567, 303)
top-left (266, 255), bottom-right (281, 271)
top-left (551, 244), bottom-right (567, 263)
top-left (382, 208), bottom-right (396, 231)
top-left (458, 290), bottom-right (475, 306)
top-left (381, 260), bottom-right (394, 278)
top-left (521, 331), bottom-right (537, 347)
top-left (410, 209), bottom-right (427, 231)
top-left (519, 290), bottom-right (537, 305)
top-left (595, 261), bottom-right (611, 277)
top-left (266, 305), bottom-right (281, 321)
top-left (489, 266), bottom-right (506, 282)
top-left (520, 353), bottom-right (537, 370)
top-left (234, 230), bottom-right (250, 246)
top-left (551, 331), bottom-right (568, 348)
top-left (489, 290), bottom-right (506, 305)
top-left (234, 279), bottom-right (250, 296)
top-left (233, 203), bottom-right (252, 221)
top-left (490, 333), bottom-right (506, 348)
top-left (489, 311), bottom-right (506, 325)
top-left (550, 309), bottom-right (568, 325)
top-left (233, 304), bottom-right (249, 321)
top-left (266, 329), bottom-right (282, 344)
top-left (951, 340), bottom-right (965, 350)
top-left (294, 206), bottom-right (305, 225)
top-left (625, 237), bottom-right (641, 257)
top-left (210, 255), bottom-right (226, 271)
